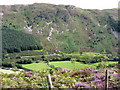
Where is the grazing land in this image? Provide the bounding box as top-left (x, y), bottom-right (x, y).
top-left (22, 62), bottom-right (49, 71)
top-left (22, 61), bottom-right (118, 71)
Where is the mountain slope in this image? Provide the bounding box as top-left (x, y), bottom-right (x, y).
top-left (1, 3), bottom-right (119, 53)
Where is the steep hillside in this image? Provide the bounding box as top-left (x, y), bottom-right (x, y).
top-left (1, 3), bottom-right (119, 53)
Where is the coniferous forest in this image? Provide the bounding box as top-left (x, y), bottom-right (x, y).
top-left (2, 28), bottom-right (42, 53)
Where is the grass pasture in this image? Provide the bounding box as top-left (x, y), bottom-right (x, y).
top-left (22, 61), bottom-right (118, 71)
top-left (22, 62), bottom-right (49, 71)
top-left (50, 61), bottom-right (96, 70)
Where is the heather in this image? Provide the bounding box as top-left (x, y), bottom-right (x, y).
top-left (0, 68), bottom-right (119, 88)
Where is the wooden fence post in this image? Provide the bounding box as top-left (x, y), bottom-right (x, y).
top-left (105, 69), bottom-right (108, 90)
top-left (47, 74), bottom-right (54, 90)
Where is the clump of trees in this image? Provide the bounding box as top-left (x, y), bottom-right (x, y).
top-left (16, 59), bottom-right (33, 64)
top-left (2, 62), bottom-right (22, 68)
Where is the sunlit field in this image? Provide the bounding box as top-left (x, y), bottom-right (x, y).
top-left (22, 61), bottom-right (118, 71)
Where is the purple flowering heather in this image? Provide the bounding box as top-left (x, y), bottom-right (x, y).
top-left (74, 82), bottom-right (90, 88)
top-left (11, 77), bottom-right (18, 80)
top-left (62, 68), bottom-right (71, 72)
top-left (26, 72), bottom-right (40, 77)
top-left (113, 73), bottom-right (120, 80)
top-left (93, 73), bottom-right (105, 79)
top-left (74, 82), bottom-right (83, 87)
top-left (26, 72), bottom-right (34, 77)
top-left (34, 73), bottom-right (40, 76)
top-left (91, 77), bottom-right (101, 82)
top-left (94, 81), bottom-right (105, 88)
top-left (79, 70), bottom-right (84, 72)
top-left (92, 70), bottom-right (99, 73)
top-left (90, 72), bottom-right (106, 83)
top-left (70, 71), bottom-right (80, 77)
top-left (70, 68), bottom-right (96, 77)
top-left (85, 68), bottom-right (99, 73)
top-left (79, 68), bottom-right (99, 73)
top-left (111, 68), bottom-right (118, 72)
top-left (108, 70), bottom-right (114, 74)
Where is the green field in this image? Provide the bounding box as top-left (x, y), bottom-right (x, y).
top-left (50, 61), bottom-right (97, 70)
top-left (22, 62), bottom-right (49, 71)
top-left (22, 61), bottom-right (118, 71)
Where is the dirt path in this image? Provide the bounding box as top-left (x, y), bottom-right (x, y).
top-left (0, 69), bottom-right (19, 74)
